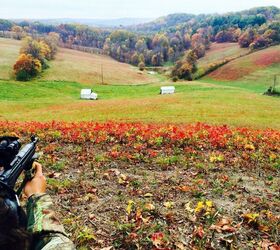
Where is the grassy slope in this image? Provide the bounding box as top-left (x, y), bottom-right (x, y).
top-left (203, 45), bottom-right (280, 92)
top-left (0, 80), bottom-right (279, 129)
top-left (0, 38), bottom-right (21, 79)
top-left (0, 38), bottom-right (279, 129)
top-left (0, 38), bottom-right (156, 85)
top-left (43, 48), bottom-right (156, 85)
top-left (197, 42), bottom-right (249, 69)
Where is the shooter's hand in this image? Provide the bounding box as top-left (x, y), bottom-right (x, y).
top-left (23, 162), bottom-right (46, 198)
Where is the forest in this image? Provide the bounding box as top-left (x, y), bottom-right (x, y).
top-left (0, 6), bottom-right (279, 80)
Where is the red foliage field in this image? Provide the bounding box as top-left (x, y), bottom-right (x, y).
top-left (1, 121), bottom-right (279, 249)
top-left (208, 45), bottom-right (280, 81)
top-left (254, 49), bottom-right (280, 67)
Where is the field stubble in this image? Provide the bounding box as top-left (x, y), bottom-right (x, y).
top-left (1, 121), bottom-right (279, 249)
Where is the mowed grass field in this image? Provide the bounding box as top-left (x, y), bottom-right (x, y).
top-left (205, 45), bottom-right (280, 92)
top-left (0, 79), bottom-right (279, 129)
top-left (0, 38), bottom-right (21, 79)
top-left (0, 38), bottom-right (156, 85)
top-left (0, 38), bottom-right (279, 128)
top-left (197, 42), bottom-right (249, 69)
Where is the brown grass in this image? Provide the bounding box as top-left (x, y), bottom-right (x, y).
top-left (197, 42), bottom-right (249, 69)
top-left (3, 84), bottom-right (280, 129)
top-left (254, 49), bottom-right (280, 67)
top-left (43, 48), bottom-right (157, 85)
top-left (0, 38), bottom-right (158, 85)
top-left (208, 45), bottom-right (280, 81)
top-left (0, 38), bottom-right (21, 79)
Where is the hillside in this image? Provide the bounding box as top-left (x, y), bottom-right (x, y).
top-left (204, 45), bottom-right (280, 92)
top-left (0, 121), bottom-right (278, 249)
top-left (12, 18), bottom-right (153, 27)
top-left (1, 79), bottom-right (280, 129)
top-left (0, 38), bottom-right (157, 85)
top-left (197, 43), bottom-right (249, 69)
top-left (44, 48), bottom-right (157, 85)
top-left (0, 38), bottom-right (20, 79)
top-left (129, 6), bottom-right (280, 33)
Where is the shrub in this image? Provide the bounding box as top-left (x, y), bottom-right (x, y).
top-left (138, 61), bottom-right (145, 71)
top-left (249, 35), bottom-right (268, 50)
top-left (13, 54), bottom-right (42, 81)
top-left (172, 76), bottom-right (178, 82)
top-left (215, 30), bottom-right (233, 43)
top-left (171, 50), bottom-right (197, 80)
top-left (238, 29), bottom-right (255, 48)
top-left (13, 35), bottom-right (58, 81)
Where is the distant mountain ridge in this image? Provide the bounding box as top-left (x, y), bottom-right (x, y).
top-left (128, 6), bottom-right (280, 32)
top-left (11, 18), bottom-right (154, 28)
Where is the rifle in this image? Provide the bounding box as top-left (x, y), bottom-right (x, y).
top-left (0, 135), bottom-right (39, 227)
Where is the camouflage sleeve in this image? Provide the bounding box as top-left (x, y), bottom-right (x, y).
top-left (26, 193), bottom-right (75, 250)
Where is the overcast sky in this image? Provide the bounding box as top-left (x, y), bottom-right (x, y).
top-left (0, 0), bottom-right (279, 19)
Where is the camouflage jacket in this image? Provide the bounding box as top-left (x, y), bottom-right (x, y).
top-left (26, 194), bottom-right (75, 250)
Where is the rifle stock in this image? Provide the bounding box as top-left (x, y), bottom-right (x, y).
top-left (0, 136), bottom-right (39, 195)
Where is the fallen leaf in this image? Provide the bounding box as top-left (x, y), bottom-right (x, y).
top-left (151, 232), bottom-right (165, 247)
top-left (242, 213), bottom-right (259, 224)
top-left (144, 203), bottom-right (155, 211)
top-left (164, 201), bottom-right (174, 209)
top-left (126, 200), bottom-right (134, 215)
top-left (177, 185), bottom-right (192, 192)
top-left (144, 193), bottom-right (153, 197)
top-left (118, 174), bottom-right (129, 185)
top-left (48, 172), bottom-right (61, 178)
top-left (100, 247), bottom-right (113, 250)
top-left (193, 226), bottom-right (204, 239)
top-left (184, 202), bottom-right (194, 213)
top-left (245, 144), bottom-right (255, 151)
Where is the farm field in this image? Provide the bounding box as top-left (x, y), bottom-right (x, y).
top-left (0, 37), bottom-right (279, 249)
top-left (0, 38), bottom-right (20, 79)
top-left (205, 45), bottom-right (280, 92)
top-left (0, 80), bottom-right (280, 129)
top-left (0, 39), bottom-right (279, 129)
top-left (0, 38), bottom-right (156, 85)
top-left (197, 42), bottom-right (249, 69)
top-left (205, 63), bottom-right (280, 93)
top-left (1, 121), bottom-right (279, 249)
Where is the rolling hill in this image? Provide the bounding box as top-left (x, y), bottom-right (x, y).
top-left (0, 38), bottom-right (20, 79)
top-left (204, 45), bottom-right (280, 92)
top-left (0, 37), bottom-right (279, 128)
top-left (0, 38), bottom-right (157, 85)
top-left (197, 43), bottom-right (249, 70)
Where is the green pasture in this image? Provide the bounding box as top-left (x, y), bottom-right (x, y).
top-left (197, 43), bottom-right (249, 69)
top-left (0, 79), bottom-right (279, 129)
top-left (203, 63), bottom-right (280, 93)
top-left (0, 37), bottom-right (279, 129)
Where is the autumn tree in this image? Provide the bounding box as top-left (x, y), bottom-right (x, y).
top-left (238, 28), bottom-right (255, 48)
top-left (138, 61), bottom-right (145, 71)
top-left (151, 53), bottom-right (163, 66)
top-left (215, 30), bottom-right (235, 43)
top-left (168, 47), bottom-right (175, 62)
top-left (13, 54), bottom-right (41, 81)
top-left (135, 39), bottom-right (147, 53)
top-left (43, 32), bottom-right (60, 59)
top-left (11, 25), bottom-right (24, 40)
top-left (131, 52), bottom-right (140, 66)
top-left (249, 35), bottom-right (268, 50)
top-left (183, 33), bottom-right (191, 49)
top-left (171, 50), bottom-right (197, 80)
top-left (13, 35), bottom-right (58, 81)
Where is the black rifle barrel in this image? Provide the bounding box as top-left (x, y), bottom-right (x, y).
top-left (0, 137), bottom-right (38, 189)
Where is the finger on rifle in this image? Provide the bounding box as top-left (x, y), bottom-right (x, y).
top-left (33, 162), bottom-right (43, 177)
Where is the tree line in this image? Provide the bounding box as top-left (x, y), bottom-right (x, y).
top-left (1, 6), bottom-right (279, 80)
